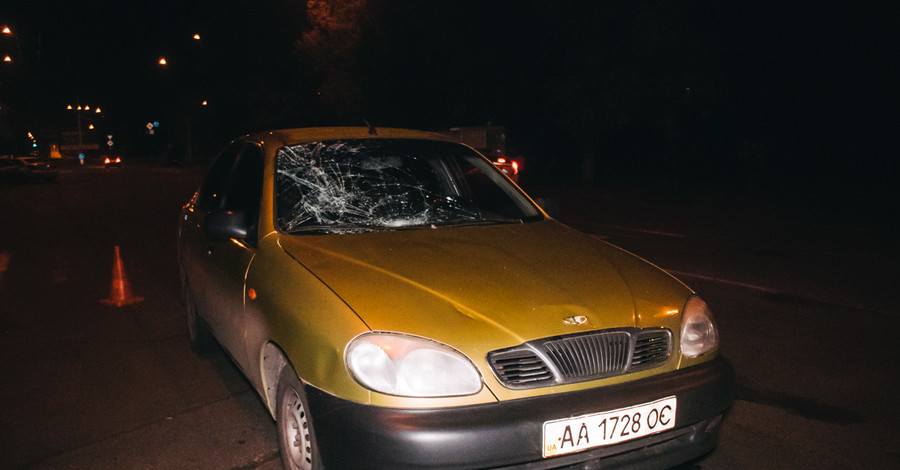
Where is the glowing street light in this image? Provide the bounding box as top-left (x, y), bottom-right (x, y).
top-left (2, 26), bottom-right (11, 35)
top-left (66, 101), bottom-right (102, 155)
top-left (3, 55), bottom-right (10, 62)
top-left (193, 34), bottom-right (201, 40)
top-left (158, 57), bottom-right (167, 66)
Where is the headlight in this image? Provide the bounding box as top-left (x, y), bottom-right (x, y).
top-left (346, 332), bottom-right (483, 397)
top-left (680, 296), bottom-right (719, 358)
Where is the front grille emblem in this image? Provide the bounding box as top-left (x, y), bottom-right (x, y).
top-left (563, 315), bottom-right (588, 325)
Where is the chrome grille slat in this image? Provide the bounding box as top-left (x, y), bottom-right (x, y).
top-left (633, 330), bottom-right (671, 366)
top-left (544, 332), bottom-right (631, 378)
top-left (488, 349), bottom-right (554, 386)
top-left (488, 328), bottom-right (672, 389)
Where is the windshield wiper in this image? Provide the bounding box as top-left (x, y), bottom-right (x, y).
top-left (287, 224), bottom-right (385, 234)
top-left (435, 217), bottom-right (524, 228)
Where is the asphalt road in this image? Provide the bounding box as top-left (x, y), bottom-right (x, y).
top-left (1, 166), bottom-right (898, 469)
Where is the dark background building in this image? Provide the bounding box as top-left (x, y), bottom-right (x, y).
top-left (1, 1), bottom-right (897, 227)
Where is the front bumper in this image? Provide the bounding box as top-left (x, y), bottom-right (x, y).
top-left (307, 355), bottom-right (734, 469)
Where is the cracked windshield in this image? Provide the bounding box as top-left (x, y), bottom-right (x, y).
top-left (276, 139), bottom-right (542, 233)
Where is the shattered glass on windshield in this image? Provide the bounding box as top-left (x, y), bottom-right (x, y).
top-left (276, 139), bottom-right (540, 233)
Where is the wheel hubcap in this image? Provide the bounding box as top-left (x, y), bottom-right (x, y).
top-left (282, 389), bottom-right (312, 470)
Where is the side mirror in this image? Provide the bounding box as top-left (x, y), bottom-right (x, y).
top-left (204, 210), bottom-right (248, 240)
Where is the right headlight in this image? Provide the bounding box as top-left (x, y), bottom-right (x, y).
top-left (345, 332), bottom-right (483, 397)
top-left (680, 295), bottom-right (719, 358)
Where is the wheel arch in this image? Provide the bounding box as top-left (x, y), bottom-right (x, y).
top-left (262, 341), bottom-right (291, 417)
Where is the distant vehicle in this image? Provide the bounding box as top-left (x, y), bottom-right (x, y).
top-left (482, 149), bottom-right (520, 182)
top-left (178, 126), bottom-right (733, 470)
top-left (438, 126), bottom-right (521, 182)
top-left (0, 156), bottom-right (57, 182)
top-left (103, 156), bottom-right (122, 168)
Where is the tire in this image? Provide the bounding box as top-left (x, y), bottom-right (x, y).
top-left (183, 286), bottom-right (215, 354)
top-left (277, 366), bottom-right (321, 470)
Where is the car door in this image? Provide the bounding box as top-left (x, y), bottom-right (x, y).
top-left (181, 144), bottom-right (239, 330)
top-left (184, 142), bottom-right (264, 372)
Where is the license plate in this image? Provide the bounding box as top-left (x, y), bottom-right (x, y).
top-left (542, 396), bottom-right (677, 458)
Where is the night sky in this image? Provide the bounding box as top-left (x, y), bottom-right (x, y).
top-left (2, 0), bottom-right (898, 215)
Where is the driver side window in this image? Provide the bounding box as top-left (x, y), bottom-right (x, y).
top-left (197, 143), bottom-right (264, 243)
top-left (225, 146), bottom-right (264, 242)
top-left (197, 145), bottom-right (240, 212)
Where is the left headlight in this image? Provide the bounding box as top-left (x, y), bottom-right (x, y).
top-left (345, 332), bottom-right (483, 397)
top-left (680, 295), bottom-right (720, 358)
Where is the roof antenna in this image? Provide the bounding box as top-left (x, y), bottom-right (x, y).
top-left (362, 118), bottom-right (377, 135)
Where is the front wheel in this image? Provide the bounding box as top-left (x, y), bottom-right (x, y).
top-left (277, 366), bottom-right (321, 470)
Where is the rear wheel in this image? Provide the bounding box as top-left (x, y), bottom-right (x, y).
top-left (277, 367), bottom-right (320, 470)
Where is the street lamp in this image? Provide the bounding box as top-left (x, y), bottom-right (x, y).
top-left (66, 101), bottom-right (102, 159)
top-left (1, 24), bottom-right (40, 63)
top-left (1, 26), bottom-right (13, 64)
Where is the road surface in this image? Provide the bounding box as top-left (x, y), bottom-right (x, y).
top-left (1, 166), bottom-right (898, 469)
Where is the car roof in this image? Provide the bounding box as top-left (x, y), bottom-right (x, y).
top-left (245, 127), bottom-right (459, 149)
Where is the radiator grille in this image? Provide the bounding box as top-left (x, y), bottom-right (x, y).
top-left (488, 328), bottom-right (671, 389)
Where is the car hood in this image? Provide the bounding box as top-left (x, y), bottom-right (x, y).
top-left (278, 220), bottom-right (689, 351)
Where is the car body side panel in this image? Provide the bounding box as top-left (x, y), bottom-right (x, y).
top-left (206, 238), bottom-right (256, 371)
top-left (242, 235), bottom-right (371, 404)
top-left (180, 199), bottom-right (256, 371)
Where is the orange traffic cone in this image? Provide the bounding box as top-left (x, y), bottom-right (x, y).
top-left (101, 246), bottom-right (144, 307)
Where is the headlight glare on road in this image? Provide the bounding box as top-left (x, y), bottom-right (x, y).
top-left (346, 332), bottom-right (482, 397)
top-left (680, 296), bottom-right (719, 358)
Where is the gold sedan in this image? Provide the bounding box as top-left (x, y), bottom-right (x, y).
top-left (177, 127), bottom-right (733, 469)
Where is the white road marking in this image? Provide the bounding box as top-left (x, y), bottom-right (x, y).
top-left (667, 270), bottom-right (778, 293)
top-left (669, 269), bottom-right (897, 317)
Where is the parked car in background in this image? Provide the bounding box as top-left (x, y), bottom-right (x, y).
top-left (177, 127), bottom-right (733, 469)
top-left (0, 156), bottom-right (58, 182)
